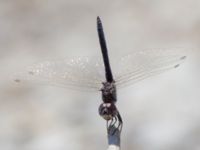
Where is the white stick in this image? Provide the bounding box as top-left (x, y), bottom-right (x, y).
top-left (107, 125), bottom-right (121, 150)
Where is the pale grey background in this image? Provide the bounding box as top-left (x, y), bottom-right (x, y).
top-left (0, 0), bottom-right (200, 150)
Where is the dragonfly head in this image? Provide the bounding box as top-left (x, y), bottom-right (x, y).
top-left (98, 103), bottom-right (118, 121)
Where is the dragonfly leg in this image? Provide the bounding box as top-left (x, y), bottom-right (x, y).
top-left (117, 112), bottom-right (123, 134)
top-left (106, 120), bottom-right (109, 133)
top-left (110, 116), bottom-right (117, 127)
top-left (107, 112), bottom-right (123, 135)
top-left (107, 118), bottom-right (114, 133)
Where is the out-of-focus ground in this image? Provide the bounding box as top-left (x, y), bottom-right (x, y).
top-left (0, 0), bottom-right (200, 150)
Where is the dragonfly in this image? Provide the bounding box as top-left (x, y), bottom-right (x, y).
top-left (14, 16), bottom-right (187, 133)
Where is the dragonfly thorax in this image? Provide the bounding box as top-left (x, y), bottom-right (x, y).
top-left (101, 81), bottom-right (117, 103)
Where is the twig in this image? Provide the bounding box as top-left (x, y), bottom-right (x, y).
top-left (107, 125), bottom-right (121, 150)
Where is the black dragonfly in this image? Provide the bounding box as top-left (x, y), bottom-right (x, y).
top-left (14, 16), bottom-right (187, 132)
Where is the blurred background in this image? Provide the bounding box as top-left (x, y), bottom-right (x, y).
top-left (0, 0), bottom-right (200, 150)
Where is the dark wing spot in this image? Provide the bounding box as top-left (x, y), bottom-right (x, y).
top-left (180, 56), bottom-right (186, 60)
top-left (174, 64), bottom-right (180, 68)
top-left (14, 79), bottom-right (21, 83)
top-left (28, 71), bottom-right (34, 75)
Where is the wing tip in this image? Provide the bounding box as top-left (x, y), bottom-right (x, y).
top-left (173, 55), bottom-right (187, 68)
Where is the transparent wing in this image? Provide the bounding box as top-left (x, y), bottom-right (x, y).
top-left (112, 48), bottom-right (188, 88)
top-left (13, 48), bottom-right (189, 91)
top-left (13, 57), bottom-right (105, 91)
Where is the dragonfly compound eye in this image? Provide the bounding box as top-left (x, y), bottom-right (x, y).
top-left (98, 103), bottom-right (118, 121)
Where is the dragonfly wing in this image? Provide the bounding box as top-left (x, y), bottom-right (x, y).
top-left (13, 57), bottom-right (105, 91)
top-left (113, 48), bottom-right (188, 88)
